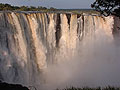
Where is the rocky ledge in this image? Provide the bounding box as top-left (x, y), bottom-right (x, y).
top-left (0, 80), bottom-right (29, 90)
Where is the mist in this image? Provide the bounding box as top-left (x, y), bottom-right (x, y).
top-left (42, 28), bottom-right (120, 90)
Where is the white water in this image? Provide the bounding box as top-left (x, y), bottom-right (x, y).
top-left (0, 12), bottom-right (120, 90)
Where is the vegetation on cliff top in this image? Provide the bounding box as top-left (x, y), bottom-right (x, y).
top-left (0, 3), bottom-right (56, 11)
top-left (0, 3), bottom-right (100, 15)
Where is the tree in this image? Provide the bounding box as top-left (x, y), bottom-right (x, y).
top-left (49, 7), bottom-right (56, 11)
top-left (18, 6), bottom-right (29, 11)
top-left (91, 0), bottom-right (120, 17)
top-left (30, 6), bottom-right (36, 11)
top-left (0, 3), bottom-right (13, 11)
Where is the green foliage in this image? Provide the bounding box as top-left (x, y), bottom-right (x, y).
top-left (49, 7), bottom-right (56, 11)
top-left (0, 3), bottom-right (13, 10)
top-left (18, 6), bottom-right (30, 11)
top-left (91, 0), bottom-right (120, 16)
top-left (0, 3), bottom-right (56, 11)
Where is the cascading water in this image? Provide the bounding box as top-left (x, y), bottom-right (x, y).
top-left (0, 11), bottom-right (120, 90)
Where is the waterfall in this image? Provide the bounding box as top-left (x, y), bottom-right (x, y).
top-left (0, 11), bottom-right (119, 89)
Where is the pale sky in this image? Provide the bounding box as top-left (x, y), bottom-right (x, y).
top-left (0, 0), bottom-right (95, 9)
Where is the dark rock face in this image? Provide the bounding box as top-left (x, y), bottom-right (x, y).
top-left (0, 80), bottom-right (29, 90)
top-left (77, 14), bottom-right (81, 19)
top-left (56, 13), bottom-right (61, 47)
top-left (113, 16), bottom-right (120, 45)
top-left (66, 14), bottom-right (71, 27)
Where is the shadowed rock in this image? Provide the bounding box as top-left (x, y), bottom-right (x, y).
top-left (0, 80), bottom-right (29, 90)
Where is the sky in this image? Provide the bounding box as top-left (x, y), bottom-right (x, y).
top-left (0, 0), bottom-right (95, 9)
